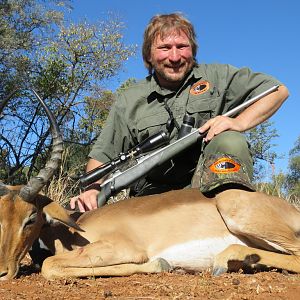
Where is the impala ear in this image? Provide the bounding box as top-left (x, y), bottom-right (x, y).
top-left (42, 201), bottom-right (84, 232)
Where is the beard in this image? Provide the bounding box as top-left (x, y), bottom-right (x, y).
top-left (152, 59), bottom-right (194, 87)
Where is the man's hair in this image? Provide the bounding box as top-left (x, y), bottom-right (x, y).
top-left (142, 13), bottom-right (198, 74)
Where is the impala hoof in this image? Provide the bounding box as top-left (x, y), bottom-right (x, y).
top-left (154, 258), bottom-right (172, 272)
top-left (212, 266), bottom-right (228, 276)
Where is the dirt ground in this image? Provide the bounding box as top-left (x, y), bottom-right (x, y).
top-left (1, 258), bottom-right (300, 300)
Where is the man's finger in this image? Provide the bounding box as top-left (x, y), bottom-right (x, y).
top-left (85, 200), bottom-right (93, 211)
top-left (199, 123), bottom-right (209, 133)
top-left (91, 199), bottom-right (98, 210)
top-left (70, 197), bottom-right (76, 209)
top-left (199, 118), bottom-right (214, 133)
top-left (77, 199), bottom-right (86, 213)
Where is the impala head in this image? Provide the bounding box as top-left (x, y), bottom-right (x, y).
top-left (0, 185), bottom-right (55, 279)
top-left (0, 90), bottom-right (63, 280)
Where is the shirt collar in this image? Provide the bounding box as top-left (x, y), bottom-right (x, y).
top-left (147, 65), bottom-right (203, 101)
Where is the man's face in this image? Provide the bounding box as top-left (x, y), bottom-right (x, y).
top-left (148, 30), bottom-right (194, 89)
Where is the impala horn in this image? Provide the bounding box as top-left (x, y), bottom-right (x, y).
top-left (1, 89), bottom-right (63, 202)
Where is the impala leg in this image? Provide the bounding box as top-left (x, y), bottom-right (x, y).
top-left (216, 190), bottom-right (300, 255)
top-left (41, 235), bottom-right (171, 280)
top-left (42, 257), bottom-right (171, 280)
top-left (214, 190), bottom-right (300, 274)
top-left (213, 244), bottom-right (300, 275)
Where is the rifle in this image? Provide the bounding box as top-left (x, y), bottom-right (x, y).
top-left (79, 85), bottom-right (280, 206)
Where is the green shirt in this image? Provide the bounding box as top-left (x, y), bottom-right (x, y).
top-left (89, 63), bottom-right (282, 187)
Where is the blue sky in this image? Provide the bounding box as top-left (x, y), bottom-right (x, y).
top-left (70, 0), bottom-right (300, 176)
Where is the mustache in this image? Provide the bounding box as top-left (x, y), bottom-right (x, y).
top-left (164, 62), bottom-right (185, 68)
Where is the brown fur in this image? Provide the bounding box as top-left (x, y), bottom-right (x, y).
top-left (1, 187), bottom-right (300, 280)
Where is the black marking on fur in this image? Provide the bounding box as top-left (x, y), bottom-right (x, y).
top-left (29, 239), bottom-right (52, 270)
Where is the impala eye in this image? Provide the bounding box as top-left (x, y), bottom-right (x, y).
top-left (25, 212), bottom-right (37, 227)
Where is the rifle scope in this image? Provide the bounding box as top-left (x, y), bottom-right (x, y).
top-left (79, 131), bottom-right (169, 187)
top-left (177, 114), bottom-right (195, 140)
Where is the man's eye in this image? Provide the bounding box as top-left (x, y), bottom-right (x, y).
top-left (178, 45), bottom-right (189, 49)
top-left (158, 46), bottom-right (170, 50)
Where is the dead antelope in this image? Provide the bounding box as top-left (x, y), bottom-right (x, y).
top-left (1, 94), bottom-right (300, 280)
top-left (2, 185), bottom-right (300, 281)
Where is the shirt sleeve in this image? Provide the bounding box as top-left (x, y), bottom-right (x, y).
top-left (88, 92), bottom-right (133, 163)
top-left (219, 64), bottom-right (283, 115)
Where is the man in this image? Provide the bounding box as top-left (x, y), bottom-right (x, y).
top-left (71, 13), bottom-right (288, 212)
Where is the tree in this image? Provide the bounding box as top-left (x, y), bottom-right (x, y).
top-left (0, 0), bottom-right (70, 96)
top-left (0, 1), bottom-right (136, 184)
top-left (117, 78), bottom-right (137, 90)
top-left (245, 121), bottom-right (281, 181)
top-left (63, 78), bottom-right (138, 177)
top-left (285, 135), bottom-right (300, 199)
top-left (34, 19), bottom-right (136, 143)
top-left (0, 0), bottom-right (71, 183)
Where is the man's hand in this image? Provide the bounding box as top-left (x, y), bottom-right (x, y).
top-left (70, 158), bottom-right (105, 212)
top-left (199, 116), bottom-right (244, 142)
top-left (70, 189), bottom-right (99, 212)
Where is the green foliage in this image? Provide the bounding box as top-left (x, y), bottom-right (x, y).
top-left (285, 135), bottom-right (300, 199)
top-left (33, 18), bottom-right (136, 144)
top-left (80, 89), bottom-right (115, 142)
top-left (256, 135), bottom-right (300, 207)
top-left (245, 120), bottom-right (280, 181)
top-left (117, 78), bottom-right (137, 91)
top-left (255, 172), bottom-right (286, 198)
top-left (0, 1), bottom-right (136, 184)
top-left (39, 19), bottom-right (136, 90)
top-left (0, 0), bottom-right (70, 93)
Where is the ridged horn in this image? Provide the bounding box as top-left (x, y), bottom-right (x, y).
top-left (0, 181), bottom-right (9, 196)
top-left (17, 89), bottom-right (63, 202)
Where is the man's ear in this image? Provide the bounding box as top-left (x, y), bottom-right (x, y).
top-left (147, 56), bottom-right (152, 65)
top-left (42, 201), bottom-right (84, 232)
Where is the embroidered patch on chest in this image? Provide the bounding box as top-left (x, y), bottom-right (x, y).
top-left (190, 80), bottom-right (210, 95)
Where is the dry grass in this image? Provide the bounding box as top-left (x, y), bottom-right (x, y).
top-left (256, 180), bottom-right (300, 209)
top-left (45, 148), bottom-right (129, 207)
top-left (46, 148), bottom-right (83, 207)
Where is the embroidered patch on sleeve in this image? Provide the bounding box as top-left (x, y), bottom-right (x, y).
top-left (190, 80), bottom-right (210, 95)
top-left (209, 157), bottom-right (241, 174)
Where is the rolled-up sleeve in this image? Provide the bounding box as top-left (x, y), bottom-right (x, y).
top-left (89, 94), bottom-right (133, 163)
top-left (223, 65), bottom-right (283, 114)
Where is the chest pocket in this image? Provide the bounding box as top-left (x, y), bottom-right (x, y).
top-left (136, 111), bottom-right (169, 142)
top-left (186, 93), bottom-right (220, 127)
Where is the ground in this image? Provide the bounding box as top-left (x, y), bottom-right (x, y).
top-left (1, 258), bottom-right (300, 299)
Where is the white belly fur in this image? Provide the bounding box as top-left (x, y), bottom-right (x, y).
top-left (150, 235), bottom-right (245, 271)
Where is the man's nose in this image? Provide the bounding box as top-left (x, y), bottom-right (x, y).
top-left (169, 48), bottom-right (181, 62)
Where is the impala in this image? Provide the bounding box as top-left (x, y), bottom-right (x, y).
top-left (1, 93), bottom-right (300, 280)
top-left (2, 184), bottom-right (300, 280)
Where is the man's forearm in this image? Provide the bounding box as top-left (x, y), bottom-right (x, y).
top-left (86, 158), bottom-right (104, 171)
top-left (86, 159), bottom-right (106, 184)
top-left (236, 85), bottom-right (289, 131)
